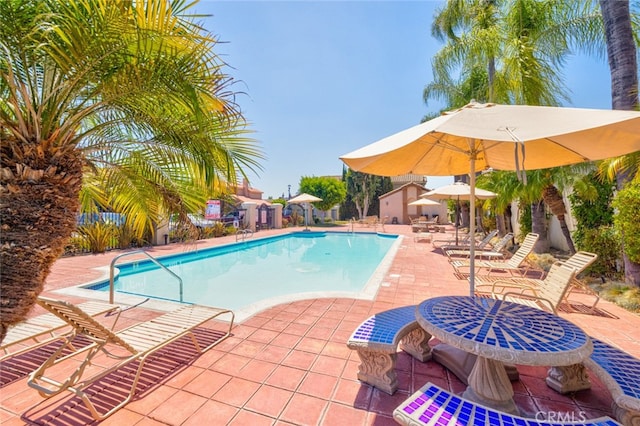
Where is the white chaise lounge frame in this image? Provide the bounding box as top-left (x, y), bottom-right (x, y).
top-left (28, 297), bottom-right (234, 421)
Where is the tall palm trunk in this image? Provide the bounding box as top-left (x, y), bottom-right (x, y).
top-left (531, 201), bottom-right (549, 253)
top-left (600, 0), bottom-right (640, 286)
top-left (542, 185), bottom-right (576, 254)
top-left (0, 142), bottom-right (83, 342)
top-left (495, 214), bottom-right (506, 236)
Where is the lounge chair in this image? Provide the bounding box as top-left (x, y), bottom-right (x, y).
top-left (444, 232), bottom-right (513, 260)
top-left (359, 216), bottom-right (379, 227)
top-left (379, 215), bottom-right (389, 232)
top-left (27, 297), bottom-right (234, 421)
top-left (497, 262), bottom-right (578, 314)
top-left (434, 229), bottom-right (498, 251)
top-left (431, 231), bottom-right (472, 249)
top-left (449, 232), bottom-right (540, 277)
top-left (1, 300), bottom-right (121, 361)
top-left (474, 251), bottom-right (598, 311)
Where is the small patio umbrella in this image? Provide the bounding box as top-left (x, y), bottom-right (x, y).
top-left (407, 198), bottom-right (442, 206)
top-left (340, 101), bottom-right (640, 296)
top-left (288, 193), bottom-right (322, 231)
top-left (422, 182), bottom-right (497, 245)
top-left (408, 198), bottom-right (442, 227)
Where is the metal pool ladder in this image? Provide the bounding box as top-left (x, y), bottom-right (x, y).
top-left (109, 250), bottom-right (183, 304)
top-left (236, 229), bottom-right (253, 241)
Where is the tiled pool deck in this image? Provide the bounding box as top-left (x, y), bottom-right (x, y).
top-left (1, 224), bottom-right (639, 425)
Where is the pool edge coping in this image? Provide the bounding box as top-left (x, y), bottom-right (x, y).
top-left (51, 231), bottom-right (405, 323)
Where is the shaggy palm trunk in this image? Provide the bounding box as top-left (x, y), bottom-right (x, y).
top-left (0, 143), bottom-right (83, 343)
top-left (542, 185), bottom-right (576, 254)
top-left (495, 214), bottom-right (507, 237)
top-left (530, 201), bottom-right (549, 253)
top-left (600, 0), bottom-right (640, 286)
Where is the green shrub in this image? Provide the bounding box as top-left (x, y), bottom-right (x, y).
top-left (212, 222), bottom-right (225, 237)
top-left (569, 172), bottom-right (615, 250)
top-left (612, 181), bottom-right (640, 263)
top-left (115, 223), bottom-right (136, 249)
top-left (575, 226), bottom-right (621, 278)
top-left (527, 253), bottom-right (557, 273)
top-left (518, 202), bottom-right (532, 237)
top-left (65, 234), bottom-right (90, 254)
top-left (480, 215), bottom-right (496, 233)
top-left (600, 284), bottom-right (640, 313)
top-left (77, 222), bottom-right (117, 253)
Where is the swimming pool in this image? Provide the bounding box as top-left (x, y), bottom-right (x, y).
top-left (84, 232), bottom-right (401, 319)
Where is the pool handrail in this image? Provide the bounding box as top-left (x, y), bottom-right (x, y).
top-left (109, 250), bottom-right (183, 304)
top-left (236, 228), bottom-right (253, 242)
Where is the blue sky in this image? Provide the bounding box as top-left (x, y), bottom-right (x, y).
top-left (195, 1), bottom-right (612, 199)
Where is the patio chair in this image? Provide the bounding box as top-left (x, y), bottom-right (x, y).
top-left (434, 229), bottom-right (497, 251)
top-left (431, 231), bottom-right (472, 249)
top-left (27, 297), bottom-right (234, 421)
top-left (498, 262), bottom-right (578, 314)
top-left (411, 216), bottom-right (430, 232)
top-left (449, 232), bottom-right (540, 277)
top-left (444, 232), bottom-right (513, 260)
top-left (475, 251), bottom-right (598, 312)
top-left (1, 300), bottom-right (121, 361)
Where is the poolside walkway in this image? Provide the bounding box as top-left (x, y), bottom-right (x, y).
top-left (1, 224), bottom-right (639, 425)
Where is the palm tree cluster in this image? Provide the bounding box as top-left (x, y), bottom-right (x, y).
top-left (0, 0), bottom-right (263, 342)
top-left (424, 0), bottom-right (638, 283)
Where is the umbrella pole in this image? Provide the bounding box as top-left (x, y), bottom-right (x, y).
top-left (469, 155), bottom-right (476, 297)
top-left (304, 203), bottom-right (309, 231)
top-left (455, 196), bottom-right (460, 245)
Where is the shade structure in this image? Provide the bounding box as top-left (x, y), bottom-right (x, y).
top-left (340, 101), bottom-right (640, 296)
top-left (288, 193), bottom-right (323, 204)
top-left (407, 198), bottom-right (442, 206)
top-left (422, 182), bottom-right (497, 201)
top-left (422, 182), bottom-right (497, 245)
top-left (288, 193), bottom-right (322, 230)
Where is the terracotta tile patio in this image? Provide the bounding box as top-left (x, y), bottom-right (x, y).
top-left (1, 224), bottom-right (638, 425)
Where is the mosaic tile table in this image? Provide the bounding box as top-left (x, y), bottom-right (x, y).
top-left (416, 296), bottom-right (593, 415)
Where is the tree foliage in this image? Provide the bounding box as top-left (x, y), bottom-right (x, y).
top-left (341, 168), bottom-right (392, 220)
top-left (0, 0), bottom-right (263, 341)
top-left (613, 181), bottom-right (640, 264)
top-left (570, 174), bottom-right (621, 278)
top-left (569, 172), bottom-right (616, 246)
top-left (298, 176), bottom-right (347, 214)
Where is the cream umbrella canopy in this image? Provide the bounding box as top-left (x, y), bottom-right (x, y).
top-left (340, 102), bottom-right (640, 296)
top-left (288, 193), bottom-right (322, 231)
top-left (422, 182), bottom-right (497, 245)
top-left (407, 198), bottom-right (442, 206)
top-left (407, 198), bottom-right (442, 224)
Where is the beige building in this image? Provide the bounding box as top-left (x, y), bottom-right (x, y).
top-left (379, 182), bottom-right (448, 225)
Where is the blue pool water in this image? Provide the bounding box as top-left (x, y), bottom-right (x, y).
top-left (89, 232), bottom-right (399, 312)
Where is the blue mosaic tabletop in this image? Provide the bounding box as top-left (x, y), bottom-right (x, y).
top-left (417, 296), bottom-right (592, 366)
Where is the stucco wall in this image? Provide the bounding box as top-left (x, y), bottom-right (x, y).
top-left (379, 184), bottom-right (448, 225)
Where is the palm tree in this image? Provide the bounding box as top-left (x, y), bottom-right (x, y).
top-left (429, 0), bottom-right (603, 106)
top-left (476, 171), bottom-right (519, 236)
top-left (0, 0), bottom-right (263, 342)
top-left (599, 0), bottom-right (640, 286)
top-left (528, 166), bottom-right (596, 254)
top-left (478, 166), bottom-right (594, 254)
top-left (427, 0), bottom-right (607, 252)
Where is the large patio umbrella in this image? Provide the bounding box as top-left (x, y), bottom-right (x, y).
top-left (288, 193), bottom-right (322, 231)
top-left (422, 182), bottom-right (497, 245)
top-left (340, 101), bottom-right (640, 296)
